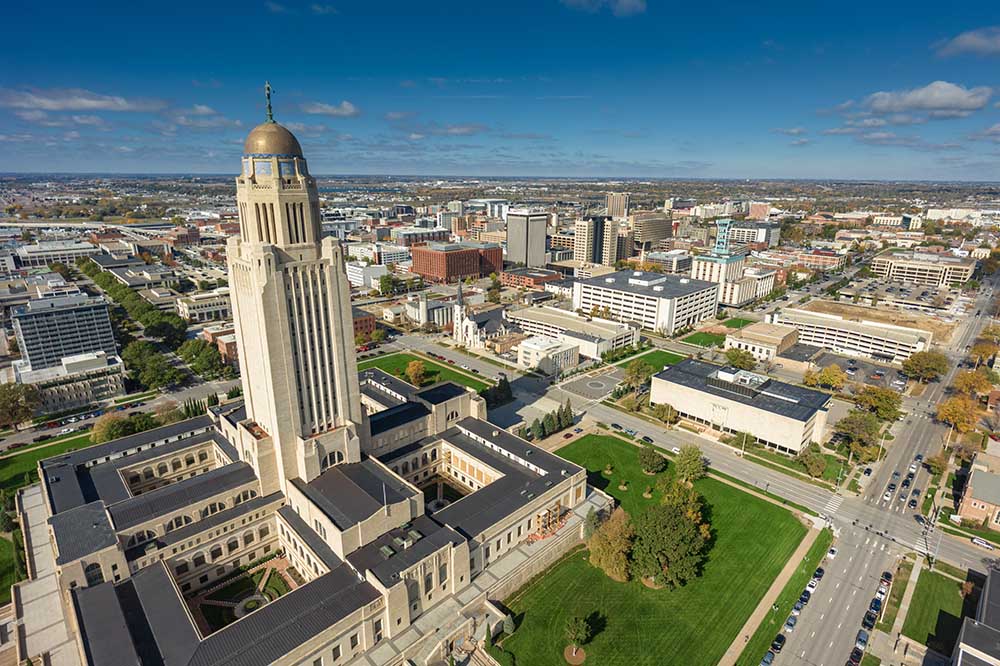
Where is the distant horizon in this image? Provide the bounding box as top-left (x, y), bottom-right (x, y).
top-left (3, 171), bottom-right (1000, 187)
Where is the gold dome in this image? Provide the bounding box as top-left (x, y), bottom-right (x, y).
top-left (243, 121), bottom-right (303, 157)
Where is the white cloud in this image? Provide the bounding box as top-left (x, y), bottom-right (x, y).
top-left (265, 1), bottom-right (289, 13)
top-left (772, 127), bottom-right (807, 136)
top-left (865, 81), bottom-right (991, 118)
top-left (301, 100), bottom-right (360, 117)
top-left (385, 111), bottom-right (414, 121)
top-left (408, 133), bottom-right (425, 141)
top-left (310, 3), bottom-right (337, 14)
top-left (559, 0), bottom-right (646, 17)
top-left (434, 124), bottom-right (487, 136)
top-left (173, 112), bottom-right (241, 129)
top-left (0, 87), bottom-right (165, 112)
top-left (821, 127), bottom-right (859, 135)
top-left (284, 122), bottom-right (328, 134)
top-left (790, 138), bottom-right (810, 146)
top-left (190, 104), bottom-right (216, 115)
top-left (71, 115), bottom-right (104, 126)
top-left (936, 26), bottom-right (1000, 56)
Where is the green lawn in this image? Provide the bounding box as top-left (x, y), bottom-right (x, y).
top-left (500, 435), bottom-right (807, 666)
top-left (902, 570), bottom-right (976, 655)
top-left (735, 528), bottom-right (833, 666)
top-left (723, 318), bottom-right (754, 329)
top-left (262, 570), bottom-right (291, 600)
top-left (357, 352), bottom-right (491, 392)
top-left (0, 432), bottom-right (95, 494)
top-left (681, 332), bottom-right (726, 348)
top-left (877, 558), bottom-right (913, 632)
top-left (861, 654), bottom-right (881, 666)
top-left (0, 537), bottom-right (17, 606)
top-left (206, 568), bottom-right (267, 602)
top-left (746, 447), bottom-right (845, 485)
top-left (615, 349), bottom-right (686, 373)
top-left (201, 603), bottom-right (235, 632)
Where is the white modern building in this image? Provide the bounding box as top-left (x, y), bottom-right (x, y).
top-left (504, 306), bottom-right (639, 359)
top-left (650, 359), bottom-right (830, 454)
top-left (768, 307), bottom-right (932, 363)
top-left (870, 251), bottom-right (976, 287)
top-left (724, 322), bottom-right (798, 362)
top-left (572, 270), bottom-right (718, 335)
top-left (12, 350), bottom-right (126, 414)
top-left (345, 261), bottom-right (389, 289)
top-left (176, 287), bottom-right (232, 322)
top-left (515, 336), bottom-right (580, 375)
top-left (15, 240), bottom-right (100, 267)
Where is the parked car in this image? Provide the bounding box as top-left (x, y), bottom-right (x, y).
top-left (908, 498), bottom-right (918, 509)
top-left (863, 467), bottom-right (873, 476)
top-left (573, 428), bottom-right (583, 434)
top-left (784, 616), bottom-right (797, 633)
top-left (827, 547), bottom-right (838, 559)
top-left (856, 630), bottom-right (869, 651)
top-left (760, 651), bottom-right (775, 666)
top-left (814, 567), bottom-right (825, 580)
top-left (799, 590), bottom-right (811, 605)
top-left (862, 611), bottom-right (877, 630)
top-left (671, 446), bottom-right (681, 455)
top-left (869, 598), bottom-right (882, 613)
top-left (848, 647), bottom-right (863, 665)
top-left (881, 572), bottom-right (893, 585)
top-left (807, 578), bottom-right (818, 591)
top-left (792, 600), bottom-right (803, 616)
top-left (563, 433), bottom-right (573, 439)
top-left (771, 634), bottom-right (785, 653)
top-left (611, 423), bottom-right (623, 431)
top-left (641, 436), bottom-right (653, 444)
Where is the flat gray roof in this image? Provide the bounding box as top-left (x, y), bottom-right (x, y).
top-left (577, 270), bottom-right (717, 299)
top-left (49, 501), bottom-right (117, 565)
top-left (346, 514), bottom-right (462, 586)
top-left (295, 459), bottom-right (417, 531)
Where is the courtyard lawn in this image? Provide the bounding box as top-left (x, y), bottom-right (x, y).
top-left (206, 568), bottom-right (268, 602)
top-left (902, 570), bottom-right (977, 655)
top-left (681, 332), bottom-right (726, 348)
top-left (0, 432), bottom-right (94, 494)
top-left (0, 537), bottom-right (17, 605)
top-left (499, 435), bottom-right (807, 666)
top-left (723, 317), bottom-right (754, 329)
top-left (614, 349), bottom-right (686, 373)
top-left (262, 570), bottom-right (291, 600)
top-left (357, 352), bottom-right (491, 392)
top-left (201, 604), bottom-right (235, 633)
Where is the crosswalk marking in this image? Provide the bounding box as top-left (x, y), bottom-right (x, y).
top-left (823, 494), bottom-right (844, 516)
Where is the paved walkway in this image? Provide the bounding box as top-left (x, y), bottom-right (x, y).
top-left (717, 526), bottom-right (822, 666)
top-left (892, 555), bottom-right (923, 636)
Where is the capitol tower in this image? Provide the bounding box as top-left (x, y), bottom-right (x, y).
top-left (228, 84), bottom-right (365, 495)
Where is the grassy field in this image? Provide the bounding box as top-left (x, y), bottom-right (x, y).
top-left (747, 447), bottom-right (846, 485)
top-left (0, 432), bottom-right (94, 494)
top-left (681, 332), bottom-right (726, 348)
top-left (614, 349), bottom-right (686, 373)
top-left (723, 318), bottom-right (754, 329)
top-left (877, 558), bottom-right (913, 632)
top-left (357, 352), bottom-right (491, 392)
top-left (499, 435), bottom-right (807, 666)
top-left (735, 528), bottom-right (833, 666)
top-left (902, 570), bottom-right (976, 655)
top-left (861, 654), bottom-right (881, 666)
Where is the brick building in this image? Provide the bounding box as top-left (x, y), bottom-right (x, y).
top-left (411, 242), bottom-right (502, 283)
top-left (352, 306), bottom-right (377, 338)
top-left (500, 267), bottom-right (563, 289)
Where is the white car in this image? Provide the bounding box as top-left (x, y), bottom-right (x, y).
top-left (827, 547), bottom-right (838, 560)
top-left (806, 579), bottom-right (818, 591)
top-left (883, 490), bottom-right (892, 501)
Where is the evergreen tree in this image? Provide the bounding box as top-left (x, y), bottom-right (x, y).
top-left (531, 418), bottom-right (544, 440)
top-left (543, 411), bottom-right (557, 436)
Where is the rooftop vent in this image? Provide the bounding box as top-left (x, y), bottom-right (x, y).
top-left (379, 545), bottom-right (395, 558)
top-left (680, 278), bottom-right (689, 284)
top-left (605, 277), bottom-right (615, 283)
top-left (525, 449), bottom-right (533, 455)
top-left (653, 286), bottom-right (663, 292)
top-left (492, 430), bottom-right (499, 436)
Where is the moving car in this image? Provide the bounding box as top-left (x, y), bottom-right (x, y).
top-left (973, 537), bottom-right (996, 551)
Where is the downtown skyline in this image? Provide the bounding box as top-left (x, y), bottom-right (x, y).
top-left (2, 0), bottom-right (1000, 180)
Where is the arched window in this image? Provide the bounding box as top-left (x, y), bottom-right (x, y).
top-left (200, 502), bottom-right (225, 518)
top-left (210, 546), bottom-right (223, 560)
top-left (243, 532), bottom-right (255, 547)
top-left (142, 467), bottom-right (154, 480)
top-left (431, 449), bottom-right (438, 461)
top-left (421, 453), bottom-right (429, 466)
top-left (165, 515), bottom-right (192, 532)
top-left (84, 563), bottom-right (104, 587)
top-left (172, 459), bottom-right (182, 472)
top-left (401, 462), bottom-right (409, 474)
top-left (125, 530), bottom-right (156, 548)
top-left (184, 454), bottom-right (196, 467)
top-left (320, 451), bottom-right (341, 472)
top-left (198, 451), bottom-right (209, 463)
top-left (227, 539), bottom-right (239, 553)
top-left (128, 474), bottom-right (141, 486)
top-left (157, 463), bottom-right (168, 476)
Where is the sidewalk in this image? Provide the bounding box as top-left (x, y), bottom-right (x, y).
top-left (868, 555), bottom-right (929, 666)
top-left (717, 526), bottom-right (822, 666)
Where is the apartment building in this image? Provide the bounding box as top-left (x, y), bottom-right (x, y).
top-left (650, 359), bottom-right (830, 454)
top-left (391, 226), bottom-right (450, 247)
top-left (606, 192), bottom-right (631, 219)
top-left (345, 261), bottom-right (389, 289)
top-left (571, 270), bottom-right (718, 335)
top-left (12, 293), bottom-right (117, 371)
top-left (870, 251), bottom-right (976, 287)
top-left (729, 222), bottom-right (781, 248)
top-left (768, 307), bottom-right (932, 363)
top-left (499, 267), bottom-right (563, 289)
top-left (629, 211), bottom-right (672, 248)
top-left (506, 209), bottom-right (548, 268)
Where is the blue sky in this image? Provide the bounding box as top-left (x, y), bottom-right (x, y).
top-left (2, 0), bottom-right (1000, 180)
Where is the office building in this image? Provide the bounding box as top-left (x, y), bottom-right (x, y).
top-left (176, 287), bottom-right (232, 322)
top-left (606, 192), bottom-right (631, 220)
top-left (573, 216), bottom-right (624, 266)
top-left (504, 306), bottom-right (639, 358)
top-left (768, 307), bottom-right (932, 363)
top-left (345, 242), bottom-right (410, 266)
top-left (14, 240), bottom-right (100, 267)
top-left (12, 350), bottom-right (125, 414)
top-left (499, 267), bottom-right (563, 289)
top-left (390, 226), bottom-right (450, 247)
top-left (572, 270), bottom-right (718, 335)
top-left (515, 336), bottom-right (580, 375)
top-left (629, 211), bottom-right (672, 249)
top-left (10, 110), bottom-right (600, 666)
top-left (871, 251), bottom-right (977, 287)
top-left (872, 214), bottom-right (922, 230)
top-left (747, 202), bottom-right (772, 220)
top-left (410, 241), bottom-right (502, 283)
top-left (796, 249), bottom-right (847, 272)
top-left (650, 359), bottom-right (830, 454)
top-left (644, 250), bottom-right (692, 274)
top-left (724, 322), bottom-right (798, 362)
top-left (107, 264), bottom-right (178, 289)
top-left (12, 293), bottom-right (116, 371)
top-left (506, 209), bottom-right (548, 268)
top-left (730, 222), bottom-right (781, 248)
top-left (345, 261), bottom-right (389, 289)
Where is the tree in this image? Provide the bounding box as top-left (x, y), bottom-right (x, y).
top-left (937, 396), bottom-right (978, 433)
top-left (405, 360), bottom-right (426, 386)
top-left (560, 399), bottom-right (574, 429)
top-left (723, 348), bottom-right (757, 371)
top-left (925, 451), bottom-right (948, 475)
top-left (953, 369), bottom-right (993, 397)
top-left (639, 446), bottom-right (667, 474)
top-left (91, 414), bottom-right (136, 444)
top-left (0, 383), bottom-right (40, 430)
top-left (623, 359), bottom-right (654, 389)
top-left (564, 616), bottom-right (590, 657)
top-left (378, 274), bottom-right (395, 295)
top-left (583, 507), bottom-right (600, 539)
top-left (798, 444), bottom-right (828, 478)
top-left (902, 351), bottom-right (949, 383)
top-left (227, 386), bottom-right (243, 399)
top-left (815, 364), bottom-right (847, 390)
top-left (652, 402), bottom-right (679, 425)
top-left (0, 510), bottom-right (13, 533)
top-left (48, 261), bottom-right (71, 280)
top-left (674, 445), bottom-right (705, 484)
top-left (971, 342), bottom-right (1000, 368)
top-left (981, 325), bottom-right (1000, 345)
top-left (834, 410), bottom-right (882, 455)
top-left (588, 507), bottom-right (634, 581)
top-left (543, 411), bottom-right (558, 436)
top-left (530, 418), bottom-right (544, 440)
top-left (154, 401), bottom-right (185, 425)
top-left (631, 501), bottom-right (707, 588)
top-left (853, 385), bottom-right (903, 421)
top-left (619, 395), bottom-right (639, 412)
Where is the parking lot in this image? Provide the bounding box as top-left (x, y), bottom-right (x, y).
top-left (561, 367), bottom-right (625, 401)
top-left (814, 352), bottom-right (909, 390)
